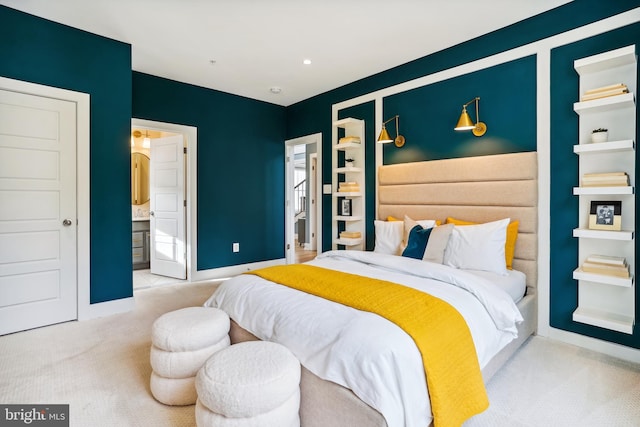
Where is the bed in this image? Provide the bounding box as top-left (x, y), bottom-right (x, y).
top-left (205, 152), bottom-right (538, 427)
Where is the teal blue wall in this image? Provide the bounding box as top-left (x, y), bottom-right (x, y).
top-left (382, 56), bottom-right (536, 165)
top-left (2, 1), bottom-right (640, 350)
top-left (132, 73), bottom-right (286, 269)
top-left (0, 6), bottom-right (133, 304)
top-left (550, 23), bottom-right (640, 349)
top-left (286, 1), bottom-right (640, 349)
top-left (287, 2), bottom-right (639, 252)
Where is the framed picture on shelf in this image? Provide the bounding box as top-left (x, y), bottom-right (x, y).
top-left (340, 198), bottom-right (352, 216)
top-left (588, 200), bottom-right (622, 231)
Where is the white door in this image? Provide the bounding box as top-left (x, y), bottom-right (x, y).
top-left (0, 88), bottom-right (77, 335)
top-left (150, 135), bottom-right (186, 279)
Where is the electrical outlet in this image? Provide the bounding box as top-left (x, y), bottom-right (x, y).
top-left (232, 242), bottom-right (240, 253)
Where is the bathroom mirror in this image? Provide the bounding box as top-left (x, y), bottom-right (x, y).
top-left (131, 152), bottom-right (150, 205)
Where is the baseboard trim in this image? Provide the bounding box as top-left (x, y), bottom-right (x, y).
top-left (191, 258), bottom-right (286, 283)
top-left (78, 296), bottom-right (135, 321)
top-left (547, 327), bottom-right (640, 364)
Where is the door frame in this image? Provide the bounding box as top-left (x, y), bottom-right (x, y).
top-left (0, 76), bottom-right (92, 320)
top-left (132, 118), bottom-right (197, 282)
top-left (308, 153), bottom-right (318, 251)
top-left (285, 133), bottom-right (322, 264)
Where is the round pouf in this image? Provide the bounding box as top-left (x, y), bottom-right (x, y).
top-left (150, 307), bottom-right (230, 406)
top-left (195, 341), bottom-right (301, 427)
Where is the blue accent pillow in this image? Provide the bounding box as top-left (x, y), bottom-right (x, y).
top-left (401, 225), bottom-right (434, 259)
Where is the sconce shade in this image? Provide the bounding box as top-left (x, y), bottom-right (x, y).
top-left (377, 125), bottom-right (393, 143)
top-left (454, 107), bottom-right (475, 130)
top-left (453, 97), bottom-right (487, 137)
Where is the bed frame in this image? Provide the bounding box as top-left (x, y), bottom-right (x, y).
top-left (230, 152), bottom-right (539, 426)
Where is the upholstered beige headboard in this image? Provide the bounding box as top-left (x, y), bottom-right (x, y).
top-left (378, 152), bottom-right (538, 294)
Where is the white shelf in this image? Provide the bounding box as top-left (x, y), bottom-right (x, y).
top-left (572, 45), bottom-right (637, 338)
top-left (573, 267), bottom-right (634, 288)
top-left (333, 117), bottom-right (363, 128)
top-left (573, 186), bottom-right (634, 195)
top-left (573, 139), bottom-right (635, 154)
top-left (573, 92), bottom-right (635, 114)
top-left (334, 237), bottom-right (363, 246)
top-left (333, 192), bottom-right (362, 197)
top-left (332, 116), bottom-right (365, 251)
top-left (335, 215), bottom-right (362, 222)
top-left (333, 142), bottom-right (362, 150)
top-left (335, 166), bottom-right (362, 173)
top-left (574, 45), bottom-right (637, 75)
top-left (573, 228), bottom-right (634, 241)
top-left (572, 306), bottom-right (634, 334)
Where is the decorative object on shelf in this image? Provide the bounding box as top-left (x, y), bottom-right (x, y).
top-left (454, 97), bottom-right (487, 137)
top-left (580, 83), bottom-right (628, 102)
top-left (339, 136), bottom-right (361, 144)
top-left (377, 115), bottom-right (406, 147)
top-left (338, 181), bottom-right (360, 192)
top-left (588, 200), bottom-right (622, 231)
top-left (581, 171), bottom-right (628, 187)
top-left (581, 254), bottom-right (629, 278)
top-left (590, 128), bottom-right (609, 143)
top-left (339, 231), bottom-right (361, 239)
top-left (340, 198), bottom-right (352, 216)
top-left (345, 158), bottom-right (355, 166)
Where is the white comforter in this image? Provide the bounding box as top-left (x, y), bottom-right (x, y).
top-left (204, 250), bottom-right (523, 427)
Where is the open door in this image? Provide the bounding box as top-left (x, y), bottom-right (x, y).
top-left (149, 135), bottom-right (186, 279)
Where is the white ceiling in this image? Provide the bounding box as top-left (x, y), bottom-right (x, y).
top-left (1, 0), bottom-right (571, 106)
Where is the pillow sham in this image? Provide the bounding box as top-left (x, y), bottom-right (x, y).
top-left (446, 217), bottom-right (519, 270)
top-left (373, 220), bottom-right (403, 255)
top-left (401, 225), bottom-right (433, 259)
top-left (443, 218), bottom-right (510, 275)
top-left (422, 223), bottom-right (454, 264)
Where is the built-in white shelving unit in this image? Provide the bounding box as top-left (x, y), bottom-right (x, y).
top-left (332, 118), bottom-right (365, 250)
top-left (571, 45), bottom-right (637, 335)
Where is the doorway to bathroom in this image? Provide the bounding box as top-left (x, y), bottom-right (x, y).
top-left (131, 119), bottom-right (197, 290)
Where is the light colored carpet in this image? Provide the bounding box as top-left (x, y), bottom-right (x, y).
top-left (0, 280), bottom-right (220, 427)
top-left (1, 280), bottom-right (639, 427)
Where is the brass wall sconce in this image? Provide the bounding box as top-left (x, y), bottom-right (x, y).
top-left (454, 97), bottom-right (487, 137)
top-left (377, 115), bottom-right (405, 147)
top-left (131, 129), bottom-right (152, 148)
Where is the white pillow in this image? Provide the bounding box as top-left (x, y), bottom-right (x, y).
top-left (373, 220), bottom-right (403, 255)
top-left (444, 218), bottom-right (509, 275)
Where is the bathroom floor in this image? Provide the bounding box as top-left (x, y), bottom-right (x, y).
top-left (133, 269), bottom-right (188, 290)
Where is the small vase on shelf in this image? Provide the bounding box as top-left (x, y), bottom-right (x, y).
top-left (591, 128), bottom-right (608, 143)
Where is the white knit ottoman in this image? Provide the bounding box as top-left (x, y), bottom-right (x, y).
top-left (150, 307), bottom-right (230, 406)
top-left (195, 341), bottom-right (301, 427)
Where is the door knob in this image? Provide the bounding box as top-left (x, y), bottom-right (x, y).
top-left (150, 211), bottom-right (155, 216)
top-left (62, 219), bottom-right (73, 226)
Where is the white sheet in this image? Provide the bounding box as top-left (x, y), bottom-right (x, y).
top-left (204, 250), bottom-right (523, 427)
top-left (464, 268), bottom-right (527, 303)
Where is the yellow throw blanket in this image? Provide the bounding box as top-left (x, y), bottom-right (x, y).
top-left (248, 264), bottom-right (489, 427)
